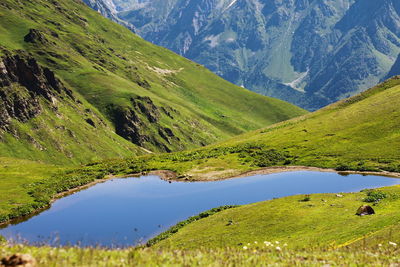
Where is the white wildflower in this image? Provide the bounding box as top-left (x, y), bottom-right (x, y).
top-left (276, 246), bottom-right (282, 251)
top-left (389, 241), bottom-right (397, 247)
top-left (275, 241), bottom-right (280, 244)
top-left (243, 246), bottom-right (248, 250)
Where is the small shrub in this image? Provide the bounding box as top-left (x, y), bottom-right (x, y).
top-left (363, 190), bottom-right (387, 203)
top-left (300, 195), bottom-right (311, 202)
top-left (335, 164), bottom-right (350, 171)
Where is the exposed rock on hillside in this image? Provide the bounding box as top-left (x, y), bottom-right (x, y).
top-left (24, 29), bottom-right (49, 44)
top-left (112, 96), bottom-right (178, 152)
top-left (0, 53), bottom-right (73, 131)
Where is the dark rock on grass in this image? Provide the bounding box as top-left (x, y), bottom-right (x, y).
top-left (356, 205), bottom-right (375, 216)
top-left (1, 253), bottom-right (36, 267)
top-left (113, 106), bottom-right (147, 145)
top-left (131, 96), bottom-right (160, 123)
top-left (24, 29), bottom-right (48, 44)
top-left (0, 53), bottom-right (75, 131)
top-left (1, 54), bottom-right (74, 101)
top-left (111, 97), bottom-right (175, 152)
top-left (85, 118), bottom-right (96, 128)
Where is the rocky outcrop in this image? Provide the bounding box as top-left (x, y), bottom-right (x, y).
top-left (114, 106), bottom-right (146, 145)
top-left (1, 253), bottom-right (36, 267)
top-left (356, 205), bottom-right (375, 216)
top-left (131, 96), bottom-right (160, 123)
top-left (0, 53), bottom-right (74, 130)
top-left (112, 96), bottom-right (177, 152)
top-left (24, 29), bottom-right (48, 44)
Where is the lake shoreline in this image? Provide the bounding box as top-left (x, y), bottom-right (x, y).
top-left (157, 166), bottom-right (400, 182)
top-left (1, 166), bottom-right (399, 228)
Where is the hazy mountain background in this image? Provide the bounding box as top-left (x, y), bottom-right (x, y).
top-left (84, 0), bottom-right (400, 110)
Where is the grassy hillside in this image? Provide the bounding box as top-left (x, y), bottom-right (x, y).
top-left (0, 0), bottom-right (305, 164)
top-left (155, 76), bottom-right (400, 177)
top-left (153, 185), bottom-right (400, 249)
top-left (85, 76), bottom-right (400, 180)
top-left (139, 76), bottom-right (400, 252)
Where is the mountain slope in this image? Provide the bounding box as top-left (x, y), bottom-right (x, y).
top-left (384, 53), bottom-right (400, 80)
top-left (0, 0), bottom-right (306, 164)
top-left (95, 76), bottom-right (400, 180)
top-left (101, 0), bottom-right (400, 110)
top-left (0, 50), bottom-right (141, 165)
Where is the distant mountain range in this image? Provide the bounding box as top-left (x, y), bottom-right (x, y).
top-left (84, 0), bottom-right (400, 110)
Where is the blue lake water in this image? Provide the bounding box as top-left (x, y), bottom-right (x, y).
top-left (1, 171), bottom-right (399, 247)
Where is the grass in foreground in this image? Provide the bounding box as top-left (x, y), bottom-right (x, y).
top-left (0, 243), bottom-right (399, 266)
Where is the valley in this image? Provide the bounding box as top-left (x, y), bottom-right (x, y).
top-left (88, 0), bottom-right (400, 110)
top-left (0, 0), bottom-right (399, 266)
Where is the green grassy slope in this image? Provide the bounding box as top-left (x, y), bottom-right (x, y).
top-left (0, 0), bottom-right (306, 164)
top-left (0, 157), bottom-right (63, 222)
top-left (0, 75), bottom-right (142, 165)
top-left (125, 76), bottom-right (400, 179)
top-left (154, 186), bottom-right (400, 249)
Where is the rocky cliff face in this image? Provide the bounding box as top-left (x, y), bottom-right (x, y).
top-left (91, 0), bottom-right (400, 110)
top-left (0, 52), bottom-right (74, 131)
top-left (111, 96), bottom-right (180, 152)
